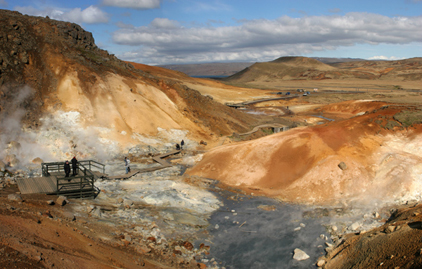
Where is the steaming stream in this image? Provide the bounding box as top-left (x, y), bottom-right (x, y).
top-left (204, 192), bottom-right (329, 268)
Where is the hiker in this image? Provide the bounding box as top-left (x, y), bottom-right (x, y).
top-left (71, 156), bottom-right (78, 176)
top-left (125, 157), bottom-right (130, 174)
top-left (181, 140), bottom-right (185, 150)
top-left (176, 144), bottom-right (180, 150)
top-left (64, 160), bottom-right (71, 177)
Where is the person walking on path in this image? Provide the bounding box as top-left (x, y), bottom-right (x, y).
top-left (71, 156), bottom-right (78, 176)
top-left (181, 140), bottom-right (185, 150)
top-left (64, 160), bottom-right (71, 178)
top-left (125, 157), bottom-right (130, 174)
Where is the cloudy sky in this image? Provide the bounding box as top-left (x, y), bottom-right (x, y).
top-left (1, 0), bottom-right (421, 65)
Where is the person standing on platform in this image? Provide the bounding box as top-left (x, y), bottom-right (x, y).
top-left (64, 160), bottom-right (71, 178)
top-left (71, 156), bottom-right (78, 176)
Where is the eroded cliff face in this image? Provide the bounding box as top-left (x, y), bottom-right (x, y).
top-left (0, 10), bottom-right (254, 164)
top-left (187, 103), bottom-right (422, 206)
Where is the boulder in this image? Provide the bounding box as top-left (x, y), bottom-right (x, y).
top-left (338, 162), bottom-right (347, 170)
top-left (8, 194), bottom-right (22, 202)
top-left (32, 157), bottom-right (44, 164)
top-left (56, 196), bottom-right (67, 206)
top-left (317, 259), bottom-right (326, 267)
top-left (62, 211), bottom-right (76, 221)
top-left (293, 248), bottom-right (310, 261)
top-left (349, 222), bottom-right (360, 231)
top-left (47, 200), bottom-right (55, 205)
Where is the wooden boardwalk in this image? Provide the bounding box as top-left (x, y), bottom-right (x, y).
top-left (16, 173), bottom-right (98, 195)
top-left (108, 150), bottom-right (181, 180)
top-left (16, 176), bottom-right (57, 194)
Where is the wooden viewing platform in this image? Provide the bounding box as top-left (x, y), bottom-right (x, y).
top-left (16, 160), bottom-right (105, 199)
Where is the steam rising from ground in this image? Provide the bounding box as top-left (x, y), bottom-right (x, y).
top-left (0, 86), bottom-right (120, 168)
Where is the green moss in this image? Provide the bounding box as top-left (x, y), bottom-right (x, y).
top-left (384, 120), bottom-right (401, 130)
top-left (393, 110), bottom-right (422, 127)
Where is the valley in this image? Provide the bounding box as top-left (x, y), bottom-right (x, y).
top-left (1, 9), bottom-right (422, 269)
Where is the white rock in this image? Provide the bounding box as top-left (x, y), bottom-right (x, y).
top-left (317, 259), bottom-right (326, 267)
top-left (91, 206), bottom-right (102, 218)
top-left (300, 223), bottom-right (306, 228)
top-left (331, 225), bottom-right (338, 232)
top-left (294, 227), bottom-right (301, 231)
top-left (8, 194), bottom-right (22, 202)
top-left (215, 224), bottom-right (219, 229)
top-left (293, 248), bottom-right (310, 261)
top-left (349, 222), bottom-right (361, 231)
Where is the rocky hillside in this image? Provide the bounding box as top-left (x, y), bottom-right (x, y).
top-left (225, 56), bottom-right (422, 83)
top-left (0, 9), bottom-right (255, 165)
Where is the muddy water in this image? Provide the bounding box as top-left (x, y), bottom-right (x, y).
top-left (204, 192), bottom-right (330, 268)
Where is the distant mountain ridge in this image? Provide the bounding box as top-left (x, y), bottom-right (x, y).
top-left (159, 57), bottom-right (366, 77)
top-left (225, 56), bottom-right (422, 83)
top-left (159, 62), bottom-right (254, 77)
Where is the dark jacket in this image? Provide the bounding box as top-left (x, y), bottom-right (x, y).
top-left (64, 162), bottom-right (71, 173)
top-left (71, 157), bottom-right (78, 168)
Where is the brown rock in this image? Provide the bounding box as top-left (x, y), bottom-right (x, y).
top-left (387, 226), bottom-right (396, 232)
top-left (32, 157), bottom-right (44, 164)
top-left (338, 162), bottom-right (347, 170)
top-left (183, 241), bottom-right (194, 251)
top-left (147, 236), bottom-right (156, 242)
top-left (43, 210), bottom-right (53, 218)
top-left (197, 263), bottom-right (207, 269)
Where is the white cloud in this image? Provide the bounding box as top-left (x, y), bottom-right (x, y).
top-left (102, 0), bottom-right (161, 9)
top-left (368, 55), bottom-right (403, 60)
top-left (15, 5), bottom-right (109, 24)
top-left (150, 18), bottom-right (180, 28)
top-left (0, 0), bottom-right (8, 7)
top-left (112, 12), bottom-right (422, 64)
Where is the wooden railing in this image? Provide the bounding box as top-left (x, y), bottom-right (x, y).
top-left (41, 160), bottom-right (104, 199)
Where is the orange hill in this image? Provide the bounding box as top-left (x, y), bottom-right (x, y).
top-left (187, 101), bottom-right (422, 205)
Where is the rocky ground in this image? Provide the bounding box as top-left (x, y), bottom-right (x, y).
top-left (0, 162), bottom-right (216, 269)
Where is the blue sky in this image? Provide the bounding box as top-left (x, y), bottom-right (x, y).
top-left (1, 0), bottom-right (421, 65)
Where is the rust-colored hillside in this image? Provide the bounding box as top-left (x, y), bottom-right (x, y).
top-left (187, 101), bottom-right (422, 205)
top-left (0, 9), bottom-right (256, 152)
